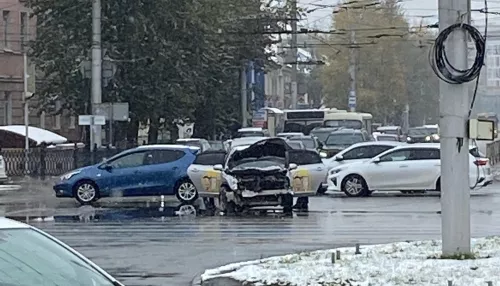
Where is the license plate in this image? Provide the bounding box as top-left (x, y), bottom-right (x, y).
top-left (487, 168), bottom-right (491, 175)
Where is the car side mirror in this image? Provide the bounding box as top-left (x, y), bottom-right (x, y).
top-left (372, 157), bottom-right (381, 164)
top-left (101, 163), bottom-right (112, 171)
top-left (289, 163), bottom-right (298, 170)
top-left (335, 155), bottom-right (344, 161)
top-left (213, 164), bottom-right (224, 171)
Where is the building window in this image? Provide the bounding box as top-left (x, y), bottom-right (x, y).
top-left (54, 101), bottom-right (61, 130)
top-left (20, 12), bottom-right (28, 51)
top-left (2, 11), bottom-right (10, 49)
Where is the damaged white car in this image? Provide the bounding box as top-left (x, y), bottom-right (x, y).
top-left (213, 138), bottom-right (297, 215)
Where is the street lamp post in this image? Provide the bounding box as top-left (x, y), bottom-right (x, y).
top-left (80, 59), bottom-right (93, 150)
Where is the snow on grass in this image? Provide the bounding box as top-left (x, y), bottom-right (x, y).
top-left (201, 237), bottom-right (500, 286)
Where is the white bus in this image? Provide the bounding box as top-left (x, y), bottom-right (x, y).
top-left (323, 111), bottom-right (373, 134)
top-left (283, 109), bottom-right (338, 135)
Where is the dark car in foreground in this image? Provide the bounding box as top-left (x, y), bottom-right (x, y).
top-left (0, 217), bottom-right (123, 286)
top-left (53, 145), bottom-right (200, 205)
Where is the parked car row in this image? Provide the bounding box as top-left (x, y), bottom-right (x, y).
top-left (326, 143), bottom-right (493, 197)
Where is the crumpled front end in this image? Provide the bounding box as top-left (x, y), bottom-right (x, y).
top-left (223, 138), bottom-right (294, 207)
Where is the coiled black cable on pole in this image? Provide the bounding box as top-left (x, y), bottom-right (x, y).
top-left (429, 23), bottom-right (486, 84)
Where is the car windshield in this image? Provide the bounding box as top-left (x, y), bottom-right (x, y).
top-left (379, 129), bottom-right (398, 135)
top-left (0, 228), bottom-right (114, 286)
top-left (231, 157), bottom-right (285, 169)
top-left (408, 128), bottom-right (436, 136)
top-left (236, 131), bottom-right (265, 138)
top-left (177, 140), bottom-right (202, 148)
top-left (377, 135), bottom-right (398, 141)
top-left (311, 130), bottom-right (336, 143)
top-left (324, 120), bottom-right (363, 129)
top-left (286, 141), bottom-right (304, 149)
top-left (290, 138), bottom-right (315, 149)
top-left (326, 133), bottom-right (364, 145)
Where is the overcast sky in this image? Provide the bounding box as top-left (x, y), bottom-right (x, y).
top-left (299, 0), bottom-right (500, 29)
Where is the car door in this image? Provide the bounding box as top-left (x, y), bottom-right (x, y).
top-left (404, 148), bottom-right (441, 189)
top-left (289, 150), bottom-right (326, 193)
top-left (141, 149), bottom-right (186, 195)
top-left (365, 149), bottom-right (413, 190)
top-left (187, 151), bottom-right (227, 195)
top-left (100, 151), bottom-right (149, 196)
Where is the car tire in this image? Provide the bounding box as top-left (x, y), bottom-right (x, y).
top-left (341, 174), bottom-right (369, 197)
top-left (218, 186), bottom-right (237, 215)
top-left (316, 185), bottom-right (327, 195)
top-left (73, 180), bottom-right (99, 205)
top-left (282, 193), bottom-right (293, 216)
top-left (435, 177), bottom-right (441, 192)
top-left (175, 179), bottom-right (198, 204)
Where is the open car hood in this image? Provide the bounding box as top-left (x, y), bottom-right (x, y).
top-left (226, 137), bottom-right (292, 174)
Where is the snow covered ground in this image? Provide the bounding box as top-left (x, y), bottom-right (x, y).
top-left (201, 237), bottom-right (500, 286)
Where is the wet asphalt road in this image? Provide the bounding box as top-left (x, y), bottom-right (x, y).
top-left (2, 180), bottom-right (500, 285)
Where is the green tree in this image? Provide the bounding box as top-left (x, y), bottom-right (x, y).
top-left (28, 0), bottom-right (288, 142)
top-left (320, 0), bottom-right (414, 124)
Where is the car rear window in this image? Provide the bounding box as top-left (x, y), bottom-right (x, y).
top-left (193, 152), bottom-right (227, 165)
top-left (288, 150), bottom-right (322, 165)
top-left (469, 147), bottom-right (485, 158)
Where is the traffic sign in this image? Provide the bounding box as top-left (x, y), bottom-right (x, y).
top-left (78, 115), bottom-right (106, 126)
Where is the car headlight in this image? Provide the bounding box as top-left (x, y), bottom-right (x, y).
top-left (319, 152), bottom-right (328, 158)
top-left (407, 136), bottom-right (412, 141)
top-left (432, 134), bottom-right (440, 140)
top-left (226, 176), bottom-right (238, 190)
top-left (425, 136), bottom-right (431, 141)
top-left (329, 167), bottom-right (345, 176)
top-left (60, 171), bottom-right (81, 181)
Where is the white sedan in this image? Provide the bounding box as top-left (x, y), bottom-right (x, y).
top-left (323, 141), bottom-right (405, 171)
top-left (327, 143), bottom-right (493, 197)
top-left (0, 217), bottom-right (123, 286)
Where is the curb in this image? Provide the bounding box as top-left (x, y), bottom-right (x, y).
top-left (191, 272), bottom-right (244, 286)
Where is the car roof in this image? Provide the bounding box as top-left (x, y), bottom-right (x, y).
top-left (136, 144), bottom-right (200, 151)
top-left (392, 143), bottom-right (477, 150)
top-left (0, 217), bottom-right (30, 229)
top-left (237, 127), bottom-right (264, 132)
top-left (377, 126), bottom-right (400, 130)
top-left (330, 128), bottom-right (362, 134)
top-left (350, 141), bottom-right (404, 148)
top-left (176, 138), bottom-right (205, 142)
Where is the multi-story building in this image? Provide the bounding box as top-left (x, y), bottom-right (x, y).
top-left (0, 0), bottom-right (80, 142)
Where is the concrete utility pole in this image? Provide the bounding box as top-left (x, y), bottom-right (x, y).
top-left (241, 66), bottom-right (248, 127)
top-left (347, 8), bottom-right (357, 112)
top-left (91, 0), bottom-right (102, 151)
top-left (438, 0), bottom-right (471, 255)
top-left (290, 0), bottom-right (298, 109)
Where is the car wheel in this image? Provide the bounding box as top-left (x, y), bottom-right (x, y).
top-left (218, 186), bottom-right (236, 215)
top-left (73, 180), bottom-right (99, 205)
top-left (341, 174), bottom-right (368, 197)
top-left (176, 204), bottom-right (197, 217)
top-left (316, 185), bottom-right (327, 195)
top-left (435, 177), bottom-right (441, 192)
top-left (175, 179), bottom-right (198, 204)
top-left (282, 193), bottom-right (293, 215)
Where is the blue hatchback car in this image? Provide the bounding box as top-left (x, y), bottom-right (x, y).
top-left (53, 145), bottom-right (200, 205)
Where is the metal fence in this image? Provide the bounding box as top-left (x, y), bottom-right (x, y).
top-left (1, 146), bottom-right (130, 179)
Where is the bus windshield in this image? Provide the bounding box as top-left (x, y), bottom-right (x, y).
top-left (283, 122), bottom-right (322, 135)
top-left (324, 120), bottom-right (362, 129)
